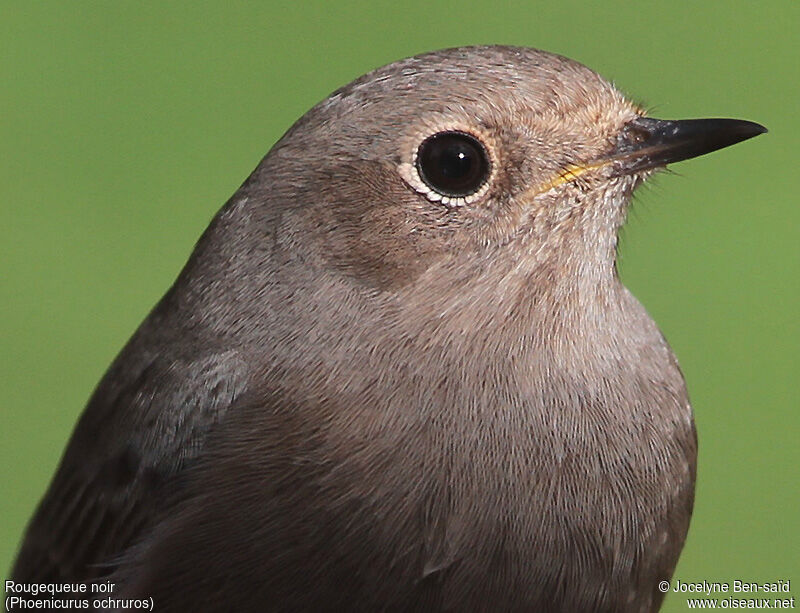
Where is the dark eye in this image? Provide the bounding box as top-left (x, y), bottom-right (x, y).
top-left (416, 131), bottom-right (490, 198)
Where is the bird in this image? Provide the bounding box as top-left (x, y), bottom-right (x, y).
top-left (11, 46), bottom-right (765, 612)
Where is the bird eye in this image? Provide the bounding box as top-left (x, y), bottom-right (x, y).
top-left (416, 131), bottom-right (490, 198)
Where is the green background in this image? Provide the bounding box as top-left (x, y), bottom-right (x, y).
top-left (2, 2), bottom-right (797, 609)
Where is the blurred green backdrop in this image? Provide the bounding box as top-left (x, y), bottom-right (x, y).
top-left (1, 2), bottom-right (797, 609)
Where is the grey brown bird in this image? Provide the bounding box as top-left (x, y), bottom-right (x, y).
top-left (12, 46), bottom-right (765, 612)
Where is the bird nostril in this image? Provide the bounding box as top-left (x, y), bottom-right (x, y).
top-left (618, 123), bottom-right (651, 149)
top-left (626, 128), bottom-right (648, 145)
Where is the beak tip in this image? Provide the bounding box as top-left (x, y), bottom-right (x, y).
top-left (740, 120), bottom-right (768, 139)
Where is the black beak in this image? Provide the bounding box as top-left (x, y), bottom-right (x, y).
top-left (610, 117), bottom-right (767, 176)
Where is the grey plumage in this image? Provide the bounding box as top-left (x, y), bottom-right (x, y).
top-left (12, 46), bottom-right (765, 612)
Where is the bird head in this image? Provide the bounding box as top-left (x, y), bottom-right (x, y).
top-left (242, 46), bottom-right (763, 298)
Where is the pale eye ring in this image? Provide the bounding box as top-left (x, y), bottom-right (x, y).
top-left (415, 131), bottom-right (491, 198)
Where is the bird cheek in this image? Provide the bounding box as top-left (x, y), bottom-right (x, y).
top-left (292, 164), bottom-right (453, 292)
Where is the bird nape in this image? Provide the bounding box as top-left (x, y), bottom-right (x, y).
top-left (11, 46), bottom-right (764, 612)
